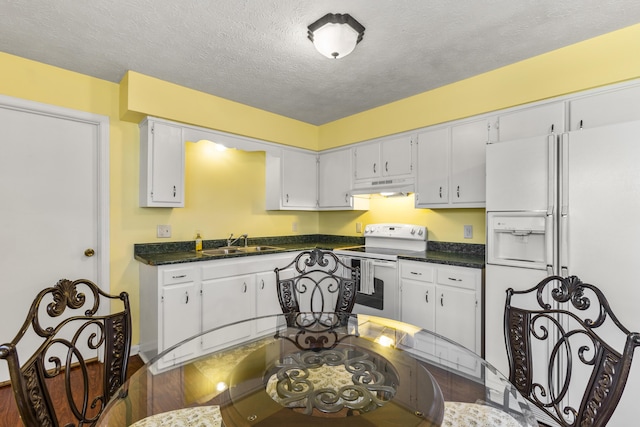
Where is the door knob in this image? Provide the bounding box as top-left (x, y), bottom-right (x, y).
top-left (84, 248), bottom-right (95, 257)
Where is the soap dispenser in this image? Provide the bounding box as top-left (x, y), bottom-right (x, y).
top-left (195, 231), bottom-right (203, 252)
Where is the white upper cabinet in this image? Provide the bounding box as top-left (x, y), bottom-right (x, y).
top-left (354, 135), bottom-right (414, 180)
top-left (266, 148), bottom-right (318, 210)
top-left (450, 119), bottom-right (489, 205)
top-left (318, 147), bottom-right (368, 210)
top-left (569, 84), bottom-right (640, 130)
top-left (416, 127), bottom-right (449, 206)
top-left (139, 118), bottom-right (185, 207)
top-left (416, 119), bottom-right (488, 208)
top-left (318, 148), bottom-right (352, 208)
top-left (496, 101), bottom-right (565, 141)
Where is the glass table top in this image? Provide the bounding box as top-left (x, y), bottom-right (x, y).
top-left (97, 313), bottom-right (538, 427)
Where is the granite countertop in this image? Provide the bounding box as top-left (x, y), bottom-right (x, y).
top-left (134, 235), bottom-right (485, 269)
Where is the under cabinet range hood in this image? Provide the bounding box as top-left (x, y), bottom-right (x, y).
top-left (350, 177), bottom-right (415, 197)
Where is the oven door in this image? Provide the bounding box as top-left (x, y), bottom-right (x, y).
top-left (340, 256), bottom-right (399, 320)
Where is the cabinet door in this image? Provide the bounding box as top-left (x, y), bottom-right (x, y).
top-left (318, 148), bottom-right (352, 208)
top-left (281, 149), bottom-right (318, 209)
top-left (201, 274), bottom-right (255, 351)
top-left (161, 282), bottom-right (199, 363)
top-left (400, 279), bottom-right (435, 331)
top-left (255, 271), bottom-right (283, 335)
top-left (354, 142), bottom-right (380, 180)
top-left (569, 84), bottom-right (640, 130)
top-left (140, 120), bottom-right (185, 207)
top-left (497, 102), bottom-right (565, 141)
top-left (435, 285), bottom-right (477, 352)
top-left (415, 128), bottom-right (449, 206)
top-left (450, 120), bottom-right (487, 205)
top-left (381, 135), bottom-right (413, 177)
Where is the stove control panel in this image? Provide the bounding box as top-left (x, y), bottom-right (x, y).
top-left (364, 223), bottom-right (427, 240)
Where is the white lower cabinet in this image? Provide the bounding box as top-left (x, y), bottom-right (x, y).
top-left (202, 274), bottom-right (255, 351)
top-left (400, 260), bottom-right (483, 375)
top-left (139, 252), bottom-right (298, 366)
top-left (255, 270), bottom-right (283, 335)
top-left (139, 264), bottom-right (200, 368)
top-left (161, 282), bottom-right (200, 364)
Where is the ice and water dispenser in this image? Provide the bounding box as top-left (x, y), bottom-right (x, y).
top-left (487, 212), bottom-right (552, 270)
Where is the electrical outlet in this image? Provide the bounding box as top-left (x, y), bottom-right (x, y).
top-left (157, 224), bottom-right (171, 238)
top-left (356, 222), bottom-right (362, 233)
top-left (464, 225), bottom-right (473, 239)
top-left (292, 222), bottom-right (298, 232)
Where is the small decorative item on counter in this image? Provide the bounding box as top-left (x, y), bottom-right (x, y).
top-left (195, 231), bottom-right (203, 252)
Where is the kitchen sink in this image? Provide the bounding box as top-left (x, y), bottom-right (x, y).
top-left (201, 246), bottom-right (283, 256)
top-left (237, 245), bottom-right (283, 253)
top-left (201, 247), bottom-right (243, 256)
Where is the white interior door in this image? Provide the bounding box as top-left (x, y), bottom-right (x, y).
top-left (0, 96), bottom-right (109, 382)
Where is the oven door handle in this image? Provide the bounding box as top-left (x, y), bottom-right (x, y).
top-left (369, 260), bottom-right (397, 268)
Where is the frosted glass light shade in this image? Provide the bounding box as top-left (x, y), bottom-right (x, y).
top-left (307, 14), bottom-right (365, 59)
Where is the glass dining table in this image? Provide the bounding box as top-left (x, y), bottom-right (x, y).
top-left (97, 312), bottom-right (538, 427)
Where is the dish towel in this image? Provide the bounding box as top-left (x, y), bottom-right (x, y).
top-left (359, 259), bottom-right (375, 295)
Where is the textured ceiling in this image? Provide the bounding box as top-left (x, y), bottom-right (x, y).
top-left (2, 1), bottom-right (640, 125)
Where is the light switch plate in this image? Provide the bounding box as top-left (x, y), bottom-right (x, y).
top-left (464, 225), bottom-right (473, 239)
top-left (157, 224), bottom-right (171, 238)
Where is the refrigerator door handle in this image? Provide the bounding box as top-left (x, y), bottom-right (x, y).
top-left (560, 213), bottom-right (569, 276)
top-left (546, 215), bottom-right (554, 269)
top-left (560, 133), bottom-right (569, 216)
top-left (547, 134), bottom-right (556, 216)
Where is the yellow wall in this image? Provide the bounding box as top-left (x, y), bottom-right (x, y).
top-left (120, 71), bottom-right (319, 150)
top-left (320, 196), bottom-right (485, 243)
top-left (318, 23), bottom-right (640, 148)
top-left (3, 22), bottom-right (640, 346)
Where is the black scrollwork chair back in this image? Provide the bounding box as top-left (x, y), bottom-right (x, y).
top-left (0, 278), bottom-right (132, 427)
top-left (274, 249), bottom-right (360, 326)
top-left (505, 275), bottom-right (640, 427)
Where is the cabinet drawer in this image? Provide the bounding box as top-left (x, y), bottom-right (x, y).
top-left (162, 267), bottom-right (194, 285)
top-left (401, 262), bottom-right (434, 282)
top-left (436, 267), bottom-right (476, 290)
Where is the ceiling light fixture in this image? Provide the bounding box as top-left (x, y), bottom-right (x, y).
top-left (307, 13), bottom-right (365, 59)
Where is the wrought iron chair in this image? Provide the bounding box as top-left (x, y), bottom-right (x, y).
top-left (0, 278), bottom-right (132, 427)
top-left (505, 275), bottom-right (640, 427)
top-left (274, 248), bottom-right (359, 326)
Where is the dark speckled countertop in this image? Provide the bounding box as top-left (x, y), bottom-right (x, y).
top-left (134, 235), bottom-right (485, 269)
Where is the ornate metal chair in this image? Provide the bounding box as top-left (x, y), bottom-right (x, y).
top-left (0, 278), bottom-right (132, 427)
top-left (505, 275), bottom-right (640, 427)
top-left (274, 249), bottom-right (359, 326)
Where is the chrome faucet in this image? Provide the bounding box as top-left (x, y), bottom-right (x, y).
top-left (227, 233), bottom-right (248, 247)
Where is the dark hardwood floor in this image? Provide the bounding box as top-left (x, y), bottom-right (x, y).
top-left (0, 355), bottom-right (144, 427)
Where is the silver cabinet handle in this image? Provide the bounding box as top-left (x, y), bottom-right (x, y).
top-left (261, 279), bottom-right (265, 290)
top-left (448, 277), bottom-right (462, 282)
top-left (439, 186), bottom-right (442, 198)
top-left (385, 161), bottom-right (388, 172)
top-left (185, 291), bottom-right (189, 304)
top-left (410, 271), bottom-right (422, 276)
top-left (173, 185), bottom-right (176, 197)
top-left (456, 186), bottom-right (460, 198)
top-left (373, 163), bottom-right (376, 173)
top-left (345, 193), bottom-right (349, 203)
top-left (172, 274), bottom-right (186, 279)
top-left (243, 282), bottom-right (247, 293)
top-left (440, 293), bottom-right (444, 307)
top-left (425, 290), bottom-right (429, 303)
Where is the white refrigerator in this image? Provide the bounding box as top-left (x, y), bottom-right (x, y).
top-left (485, 120), bottom-right (640, 426)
